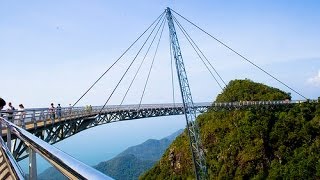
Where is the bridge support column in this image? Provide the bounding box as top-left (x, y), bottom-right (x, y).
top-left (166, 7), bottom-right (207, 179)
top-left (29, 148), bottom-right (37, 180)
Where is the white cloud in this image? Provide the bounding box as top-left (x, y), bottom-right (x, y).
top-left (307, 70), bottom-right (320, 86)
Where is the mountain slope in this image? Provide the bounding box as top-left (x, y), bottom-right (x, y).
top-left (93, 129), bottom-right (183, 180)
top-left (95, 154), bottom-right (154, 180)
top-left (116, 129), bottom-right (184, 161)
top-left (38, 129), bottom-right (183, 180)
top-left (141, 79), bottom-right (320, 179)
top-left (38, 168), bottom-right (67, 180)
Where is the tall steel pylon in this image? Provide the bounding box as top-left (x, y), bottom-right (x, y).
top-left (166, 7), bottom-right (207, 179)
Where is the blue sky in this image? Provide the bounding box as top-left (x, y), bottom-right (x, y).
top-left (1, 0), bottom-right (320, 108)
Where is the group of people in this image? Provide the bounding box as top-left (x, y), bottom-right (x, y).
top-left (1, 97), bottom-right (73, 123)
top-left (48, 103), bottom-right (73, 119)
top-left (0, 97), bottom-right (26, 124)
top-left (49, 103), bottom-right (61, 119)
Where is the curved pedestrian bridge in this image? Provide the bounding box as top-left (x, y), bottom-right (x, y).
top-left (1, 100), bottom-right (306, 134)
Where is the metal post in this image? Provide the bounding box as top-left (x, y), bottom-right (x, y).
top-left (44, 112), bottom-right (47, 127)
top-left (7, 127), bottom-right (12, 152)
top-left (29, 147), bottom-right (37, 180)
top-left (22, 116), bottom-right (26, 129)
top-left (40, 110), bottom-right (45, 126)
top-left (32, 110), bottom-right (37, 129)
top-left (166, 7), bottom-right (207, 179)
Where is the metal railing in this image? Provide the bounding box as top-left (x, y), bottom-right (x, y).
top-left (211, 99), bottom-right (319, 107)
top-left (0, 103), bottom-right (200, 129)
top-left (0, 117), bottom-right (113, 180)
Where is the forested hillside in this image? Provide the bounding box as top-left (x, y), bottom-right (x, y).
top-left (93, 129), bottom-right (183, 180)
top-left (216, 79), bottom-right (291, 102)
top-left (141, 79), bottom-right (320, 179)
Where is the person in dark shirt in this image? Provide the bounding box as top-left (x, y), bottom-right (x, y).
top-left (0, 98), bottom-right (6, 110)
top-left (0, 98), bottom-right (6, 117)
top-left (49, 103), bottom-right (55, 119)
top-left (57, 104), bottom-right (62, 118)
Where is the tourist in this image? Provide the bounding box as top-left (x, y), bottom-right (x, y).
top-left (49, 103), bottom-right (55, 119)
top-left (57, 103), bottom-right (62, 118)
top-left (7, 102), bottom-right (16, 122)
top-left (0, 98), bottom-right (6, 117)
top-left (15, 104), bottom-right (26, 126)
top-left (68, 104), bottom-right (72, 115)
top-left (0, 97), bottom-right (5, 110)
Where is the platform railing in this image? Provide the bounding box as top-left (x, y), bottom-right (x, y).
top-left (0, 104), bottom-right (189, 129)
top-left (0, 117), bottom-right (113, 180)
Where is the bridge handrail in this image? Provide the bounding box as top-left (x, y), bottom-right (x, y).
top-left (0, 117), bottom-right (113, 180)
top-left (0, 135), bottom-right (25, 179)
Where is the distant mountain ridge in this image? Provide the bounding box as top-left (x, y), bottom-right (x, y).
top-left (94, 129), bottom-right (184, 179)
top-left (38, 129), bottom-right (184, 180)
top-left (115, 129), bottom-right (183, 161)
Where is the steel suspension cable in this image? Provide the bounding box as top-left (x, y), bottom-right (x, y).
top-left (120, 17), bottom-right (167, 106)
top-left (72, 11), bottom-right (165, 107)
top-left (169, 30), bottom-right (176, 107)
top-left (172, 15), bottom-right (225, 90)
top-left (171, 9), bottom-right (308, 100)
top-left (173, 15), bottom-right (227, 88)
top-left (138, 18), bottom-right (166, 109)
top-left (98, 15), bottom-right (166, 114)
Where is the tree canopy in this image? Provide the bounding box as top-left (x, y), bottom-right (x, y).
top-left (216, 79), bottom-right (291, 102)
top-left (140, 79), bottom-right (320, 179)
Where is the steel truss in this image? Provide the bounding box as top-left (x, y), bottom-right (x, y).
top-left (166, 7), bottom-right (207, 179)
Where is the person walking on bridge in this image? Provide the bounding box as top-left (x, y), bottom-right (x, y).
top-left (15, 104), bottom-right (25, 126)
top-left (68, 104), bottom-right (72, 115)
top-left (57, 103), bottom-right (62, 118)
top-left (0, 97), bottom-right (6, 111)
top-left (7, 102), bottom-right (15, 122)
top-left (49, 103), bottom-right (55, 120)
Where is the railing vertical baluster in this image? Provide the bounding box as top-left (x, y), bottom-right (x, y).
top-left (51, 110), bottom-right (54, 125)
top-left (44, 111), bottom-right (47, 127)
top-left (22, 115), bottom-right (26, 129)
top-left (7, 127), bottom-right (11, 152)
top-left (29, 147), bottom-right (37, 180)
top-left (32, 110), bottom-right (37, 129)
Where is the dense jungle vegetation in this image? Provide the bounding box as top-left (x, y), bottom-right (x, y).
top-left (141, 79), bottom-right (320, 179)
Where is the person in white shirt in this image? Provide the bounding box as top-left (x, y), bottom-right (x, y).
top-left (15, 104), bottom-right (26, 126)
